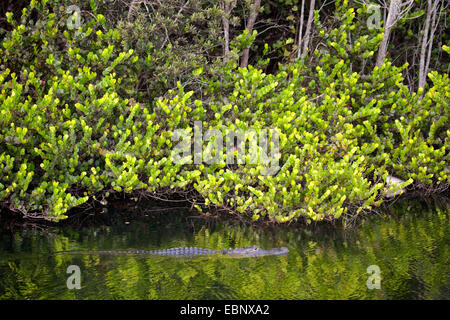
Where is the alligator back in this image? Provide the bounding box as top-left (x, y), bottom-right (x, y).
top-left (55, 247), bottom-right (219, 257)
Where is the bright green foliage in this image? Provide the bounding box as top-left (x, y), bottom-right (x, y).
top-left (0, 1), bottom-right (448, 222)
top-left (186, 2), bottom-right (448, 223)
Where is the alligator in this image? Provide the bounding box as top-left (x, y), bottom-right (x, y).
top-left (55, 245), bottom-right (288, 258)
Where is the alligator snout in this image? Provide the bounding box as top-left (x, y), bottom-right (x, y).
top-left (226, 245), bottom-right (289, 256)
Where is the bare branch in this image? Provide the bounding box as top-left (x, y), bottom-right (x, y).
top-left (221, 0), bottom-right (237, 62)
top-left (296, 0), bottom-right (305, 59)
top-left (375, 0), bottom-right (414, 67)
top-left (301, 0), bottom-right (316, 58)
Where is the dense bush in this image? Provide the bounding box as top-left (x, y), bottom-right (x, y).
top-left (0, 0), bottom-right (448, 222)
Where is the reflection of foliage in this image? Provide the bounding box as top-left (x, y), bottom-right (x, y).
top-left (0, 199), bottom-right (448, 299)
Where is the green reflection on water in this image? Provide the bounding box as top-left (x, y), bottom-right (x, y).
top-left (0, 198), bottom-right (449, 300)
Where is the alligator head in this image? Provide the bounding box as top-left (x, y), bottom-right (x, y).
top-left (225, 245), bottom-right (289, 257)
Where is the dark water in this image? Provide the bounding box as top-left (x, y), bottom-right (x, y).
top-left (0, 198), bottom-right (449, 300)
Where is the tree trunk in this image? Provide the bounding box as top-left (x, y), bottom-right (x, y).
top-left (296, 0), bottom-right (305, 60)
top-left (301, 0), bottom-right (315, 58)
top-left (221, 0), bottom-right (236, 63)
top-left (240, 0), bottom-right (261, 68)
top-left (419, 0), bottom-right (441, 90)
top-left (376, 0), bottom-right (400, 67)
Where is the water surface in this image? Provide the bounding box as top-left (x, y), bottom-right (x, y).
top-left (0, 198), bottom-right (449, 299)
